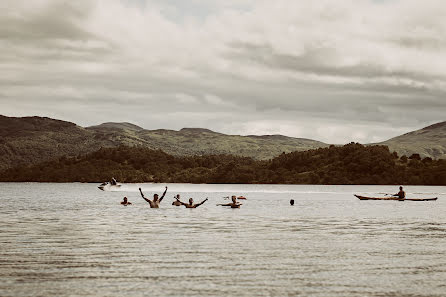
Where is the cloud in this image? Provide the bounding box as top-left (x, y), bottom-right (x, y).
top-left (0, 0), bottom-right (445, 143)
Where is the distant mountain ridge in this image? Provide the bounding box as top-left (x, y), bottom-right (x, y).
top-left (0, 115), bottom-right (445, 171)
top-left (377, 121), bottom-right (446, 159)
top-left (88, 122), bottom-right (144, 131)
top-left (0, 115), bottom-right (327, 170)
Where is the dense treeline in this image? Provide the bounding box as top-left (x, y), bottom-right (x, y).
top-left (1, 143), bottom-right (445, 185)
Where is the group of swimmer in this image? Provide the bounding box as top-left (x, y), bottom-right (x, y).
top-left (120, 185), bottom-right (407, 207)
top-left (120, 186), bottom-right (243, 208)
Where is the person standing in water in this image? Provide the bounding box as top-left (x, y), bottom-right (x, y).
top-left (120, 197), bottom-right (132, 206)
top-left (393, 186), bottom-right (406, 199)
top-left (172, 194), bottom-right (182, 206)
top-left (175, 197), bottom-right (208, 208)
top-left (139, 186), bottom-right (168, 208)
top-left (218, 195), bottom-right (242, 208)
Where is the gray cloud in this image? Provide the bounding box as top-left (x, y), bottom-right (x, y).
top-left (0, 0), bottom-right (445, 144)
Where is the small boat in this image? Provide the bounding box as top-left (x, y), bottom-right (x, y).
top-left (355, 195), bottom-right (437, 201)
top-left (98, 181), bottom-right (122, 191)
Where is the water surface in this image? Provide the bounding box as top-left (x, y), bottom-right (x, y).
top-left (0, 183), bottom-right (445, 296)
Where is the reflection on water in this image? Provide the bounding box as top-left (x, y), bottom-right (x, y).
top-left (0, 183), bottom-right (445, 296)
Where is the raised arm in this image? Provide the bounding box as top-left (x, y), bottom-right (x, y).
top-left (139, 188), bottom-right (150, 203)
top-left (217, 203), bottom-right (232, 206)
top-left (195, 198), bottom-right (208, 208)
top-left (159, 186), bottom-right (168, 202)
top-left (176, 198), bottom-right (188, 206)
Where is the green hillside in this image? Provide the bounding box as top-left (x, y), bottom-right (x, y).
top-left (0, 115), bottom-right (327, 170)
top-left (377, 121), bottom-right (446, 159)
top-left (1, 115), bottom-right (445, 172)
top-left (0, 116), bottom-right (108, 171)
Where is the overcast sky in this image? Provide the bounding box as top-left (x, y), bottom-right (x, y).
top-left (1, 0), bottom-right (445, 143)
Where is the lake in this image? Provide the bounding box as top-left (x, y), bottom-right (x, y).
top-left (0, 183), bottom-right (445, 296)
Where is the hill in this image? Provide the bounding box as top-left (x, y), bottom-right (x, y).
top-left (1, 115), bottom-right (445, 172)
top-left (0, 115), bottom-right (327, 170)
top-left (1, 143), bottom-right (445, 185)
top-left (88, 122), bottom-right (144, 131)
top-left (377, 121), bottom-right (446, 159)
top-left (0, 116), bottom-right (107, 171)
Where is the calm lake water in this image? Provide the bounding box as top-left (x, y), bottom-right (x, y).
top-left (0, 183), bottom-right (445, 297)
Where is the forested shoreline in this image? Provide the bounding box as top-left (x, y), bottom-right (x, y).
top-left (0, 143), bottom-right (445, 185)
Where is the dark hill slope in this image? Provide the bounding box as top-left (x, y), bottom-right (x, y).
top-left (0, 116), bottom-right (102, 170)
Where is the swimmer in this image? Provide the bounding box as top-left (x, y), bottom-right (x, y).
top-left (139, 186), bottom-right (168, 208)
top-left (120, 197), bottom-right (132, 206)
top-left (172, 194), bottom-right (182, 206)
top-left (290, 199), bottom-right (294, 206)
top-left (175, 197), bottom-right (208, 208)
top-left (218, 195), bottom-right (242, 208)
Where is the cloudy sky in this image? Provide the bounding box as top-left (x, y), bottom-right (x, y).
top-left (1, 0), bottom-right (445, 143)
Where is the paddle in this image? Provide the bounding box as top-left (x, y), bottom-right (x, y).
top-left (384, 193), bottom-right (406, 200)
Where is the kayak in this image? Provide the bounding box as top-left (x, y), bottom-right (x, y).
top-left (355, 195), bottom-right (403, 201)
top-left (355, 195), bottom-right (437, 201)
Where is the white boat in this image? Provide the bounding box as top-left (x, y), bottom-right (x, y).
top-left (98, 181), bottom-right (122, 191)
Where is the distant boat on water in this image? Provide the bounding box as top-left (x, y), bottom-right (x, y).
top-left (354, 195), bottom-right (438, 201)
top-left (98, 178), bottom-right (122, 191)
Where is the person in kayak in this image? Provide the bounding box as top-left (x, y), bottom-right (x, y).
top-left (139, 186), bottom-right (168, 208)
top-left (393, 186), bottom-right (406, 199)
top-left (175, 197), bottom-right (208, 208)
top-left (172, 194), bottom-right (182, 206)
top-left (120, 197), bottom-right (132, 206)
top-left (218, 195), bottom-right (242, 208)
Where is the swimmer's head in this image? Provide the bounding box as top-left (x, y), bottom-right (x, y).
top-left (123, 197), bottom-right (128, 203)
top-left (189, 198), bottom-right (194, 204)
top-left (290, 199), bottom-right (294, 206)
top-left (231, 195), bottom-right (237, 203)
top-left (399, 186), bottom-right (403, 190)
top-left (153, 194), bottom-right (159, 201)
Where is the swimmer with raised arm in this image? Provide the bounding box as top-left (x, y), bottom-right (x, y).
top-left (175, 197), bottom-right (208, 208)
top-left (172, 194), bottom-right (182, 206)
top-left (139, 186), bottom-right (168, 208)
top-left (218, 195), bottom-right (242, 208)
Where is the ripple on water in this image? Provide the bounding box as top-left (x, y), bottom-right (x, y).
top-left (0, 183), bottom-right (445, 297)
